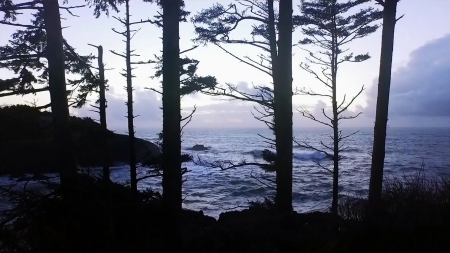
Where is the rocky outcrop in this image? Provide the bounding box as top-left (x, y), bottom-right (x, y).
top-left (107, 134), bottom-right (161, 165)
top-left (0, 134), bottom-right (160, 176)
top-left (187, 144), bottom-right (209, 151)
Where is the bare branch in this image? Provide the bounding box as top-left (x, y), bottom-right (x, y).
top-left (110, 50), bottom-right (126, 58)
top-left (396, 14), bottom-right (405, 23)
top-left (180, 45), bottom-right (199, 55)
top-left (297, 108), bottom-right (333, 128)
top-left (337, 85), bottom-right (364, 115)
top-left (0, 20), bottom-right (40, 29)
top-left (0, 87), bottom-right (48, 98)
top-left (214, 43), bottom-right (272, 76)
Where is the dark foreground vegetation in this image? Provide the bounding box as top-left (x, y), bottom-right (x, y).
top-left (1, 171), bottom-right (449, 253)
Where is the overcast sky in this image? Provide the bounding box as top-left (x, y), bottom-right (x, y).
top-left (1, 0), bottom-right (450, 130)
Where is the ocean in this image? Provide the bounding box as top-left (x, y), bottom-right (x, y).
top-left (114, 127), bottom-right (450, 217)
top-left (2, 127), bottom-right (450, 217)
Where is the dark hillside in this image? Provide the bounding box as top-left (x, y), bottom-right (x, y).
top-left (0, 105), bottom-right (159, 175)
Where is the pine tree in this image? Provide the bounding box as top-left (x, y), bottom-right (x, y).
top-left (193, 0), bottom-right (300, 212)
top-left (110, 0), bottom-right (139, 207)
top-left (296, 0), bottom-right (381, 223)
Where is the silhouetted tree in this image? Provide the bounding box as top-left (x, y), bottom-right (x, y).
top-left (193, 0), bottom-right (300, 212)
top-left (162, 0), bottom-right (182, 251)
top-left (140, 2), bottom-right (217, 183)
top-left (369, 0), bottom-right (402, 215)
top-left (110, 0), bottom-right (140, 207)
top-left (0, 2), bottom-right (97, 108)
top-left (88, 44), bottom-right (110, 181)
top-left (296, 0), bottom-right (381, 223)
top-left (86, 45), bottom-right (114, 236)
top-left (0, 1), bottom-right (117, 191)
top-left (41, 0), bottom-right (77, 190)
top-left (276, 0), bottom-right (294, 212)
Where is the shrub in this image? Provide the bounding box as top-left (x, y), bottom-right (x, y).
top-left (0, 173), bottom-right (163, 253)
top-left (339, 169), bottom-right (450, 252)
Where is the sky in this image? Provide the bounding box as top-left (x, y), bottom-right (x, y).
top-left (1, 0), bottom-right (450, 131)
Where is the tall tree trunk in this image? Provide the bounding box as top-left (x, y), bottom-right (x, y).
top-left (331, 5), bottom-right (339, 220)
top-left (124, 0), bottom-right (138, 206)
top-left (369, 0), bottom-right (398, 210)
top-left (274, 0), bottom-right (293, 213)
top-left (267, 0), bottom-right (282, 209)
top-left (93, 44), bottom-right (114, 236)
top-left (42, 0), bottom-right (77, 190)
top-left (328, 2), bottom-right (341, 238)
top-left (96, 45), bottom-right (110, 181)
top-left (162, 0), bottom-right (182, 252)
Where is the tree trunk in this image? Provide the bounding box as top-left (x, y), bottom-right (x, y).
top-left (96, 45), bottom-right (110, 181)
top-left (330, 2), bottom-right (340, 235)
top-left (369, 0), bottom-right (398, 210)
top-left (331, 24), bottom-right (339, 220)
top-left (94, 44), bottom-right (114, 236)
top-left (42, 0), bottom-right (77, 190)
top-left (124, 0), bottom-right (138, 207)
top-left (274, 0), bottom-right (293, 213)
top-left (162, 0), bottom-right (182, 252)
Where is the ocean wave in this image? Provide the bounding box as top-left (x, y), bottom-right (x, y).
top-left (244, 149), bottom-right (328, 161)
top-left (342, 147), bottom-right (361, 153)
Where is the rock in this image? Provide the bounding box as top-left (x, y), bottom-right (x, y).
top-left (187, 144), bottom-right (209, 151)
top-left (0, 134), bottom-right (161, 175)
top-left (32, 173), bottom-right (51, 180)
top-left (108, 134), bottom-right (161, 165)
top-left (16, 176), bottom-right (32, 182)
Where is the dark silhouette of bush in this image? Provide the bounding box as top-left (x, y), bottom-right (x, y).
top-left (0, 173), bottom-right (163, 252)
top-left (1, 170), bottom-right (450, 253)
top-left (338, 171), bottom-right (450, 252)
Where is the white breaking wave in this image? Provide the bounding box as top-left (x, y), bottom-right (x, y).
top-left (246, 149), bottom-right (328, 161)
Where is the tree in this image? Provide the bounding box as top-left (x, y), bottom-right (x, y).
top-left (42, 0), bottom-right (77, 189)
top-left (276, 0), bottom-right (294, 212)
top-left (193, 0), bottom-right (300, 212)
top-left (368, 0), bottom-right (402, 213)
top-left (110, 0), bottom-right (140, 206)
top-left (162, 0), bottom-right (182, 251)
top-left (0, 0), bottom-right (114, 190)
top-left (296, 0), bottom-right (381, 222)
top-left (137, 0), bottom-right (217, 182)
top-left (88, 44), bottom-right (110, 181)
top-left (0, 2), bottom-right (97, 108)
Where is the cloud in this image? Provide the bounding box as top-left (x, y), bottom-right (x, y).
top-left (365, 34), bottom-right (450, 120)
top-left (74, 33), bottom-right (450, 132)
top-left (72, 82), bottom-right (369, 130)
top-left (73, 87), bottom-right (162, 130)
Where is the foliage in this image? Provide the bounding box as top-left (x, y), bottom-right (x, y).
top-left (152, 55), bottom-right (217, 96)
top-left (0, 5), bottom-right (101, 108)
